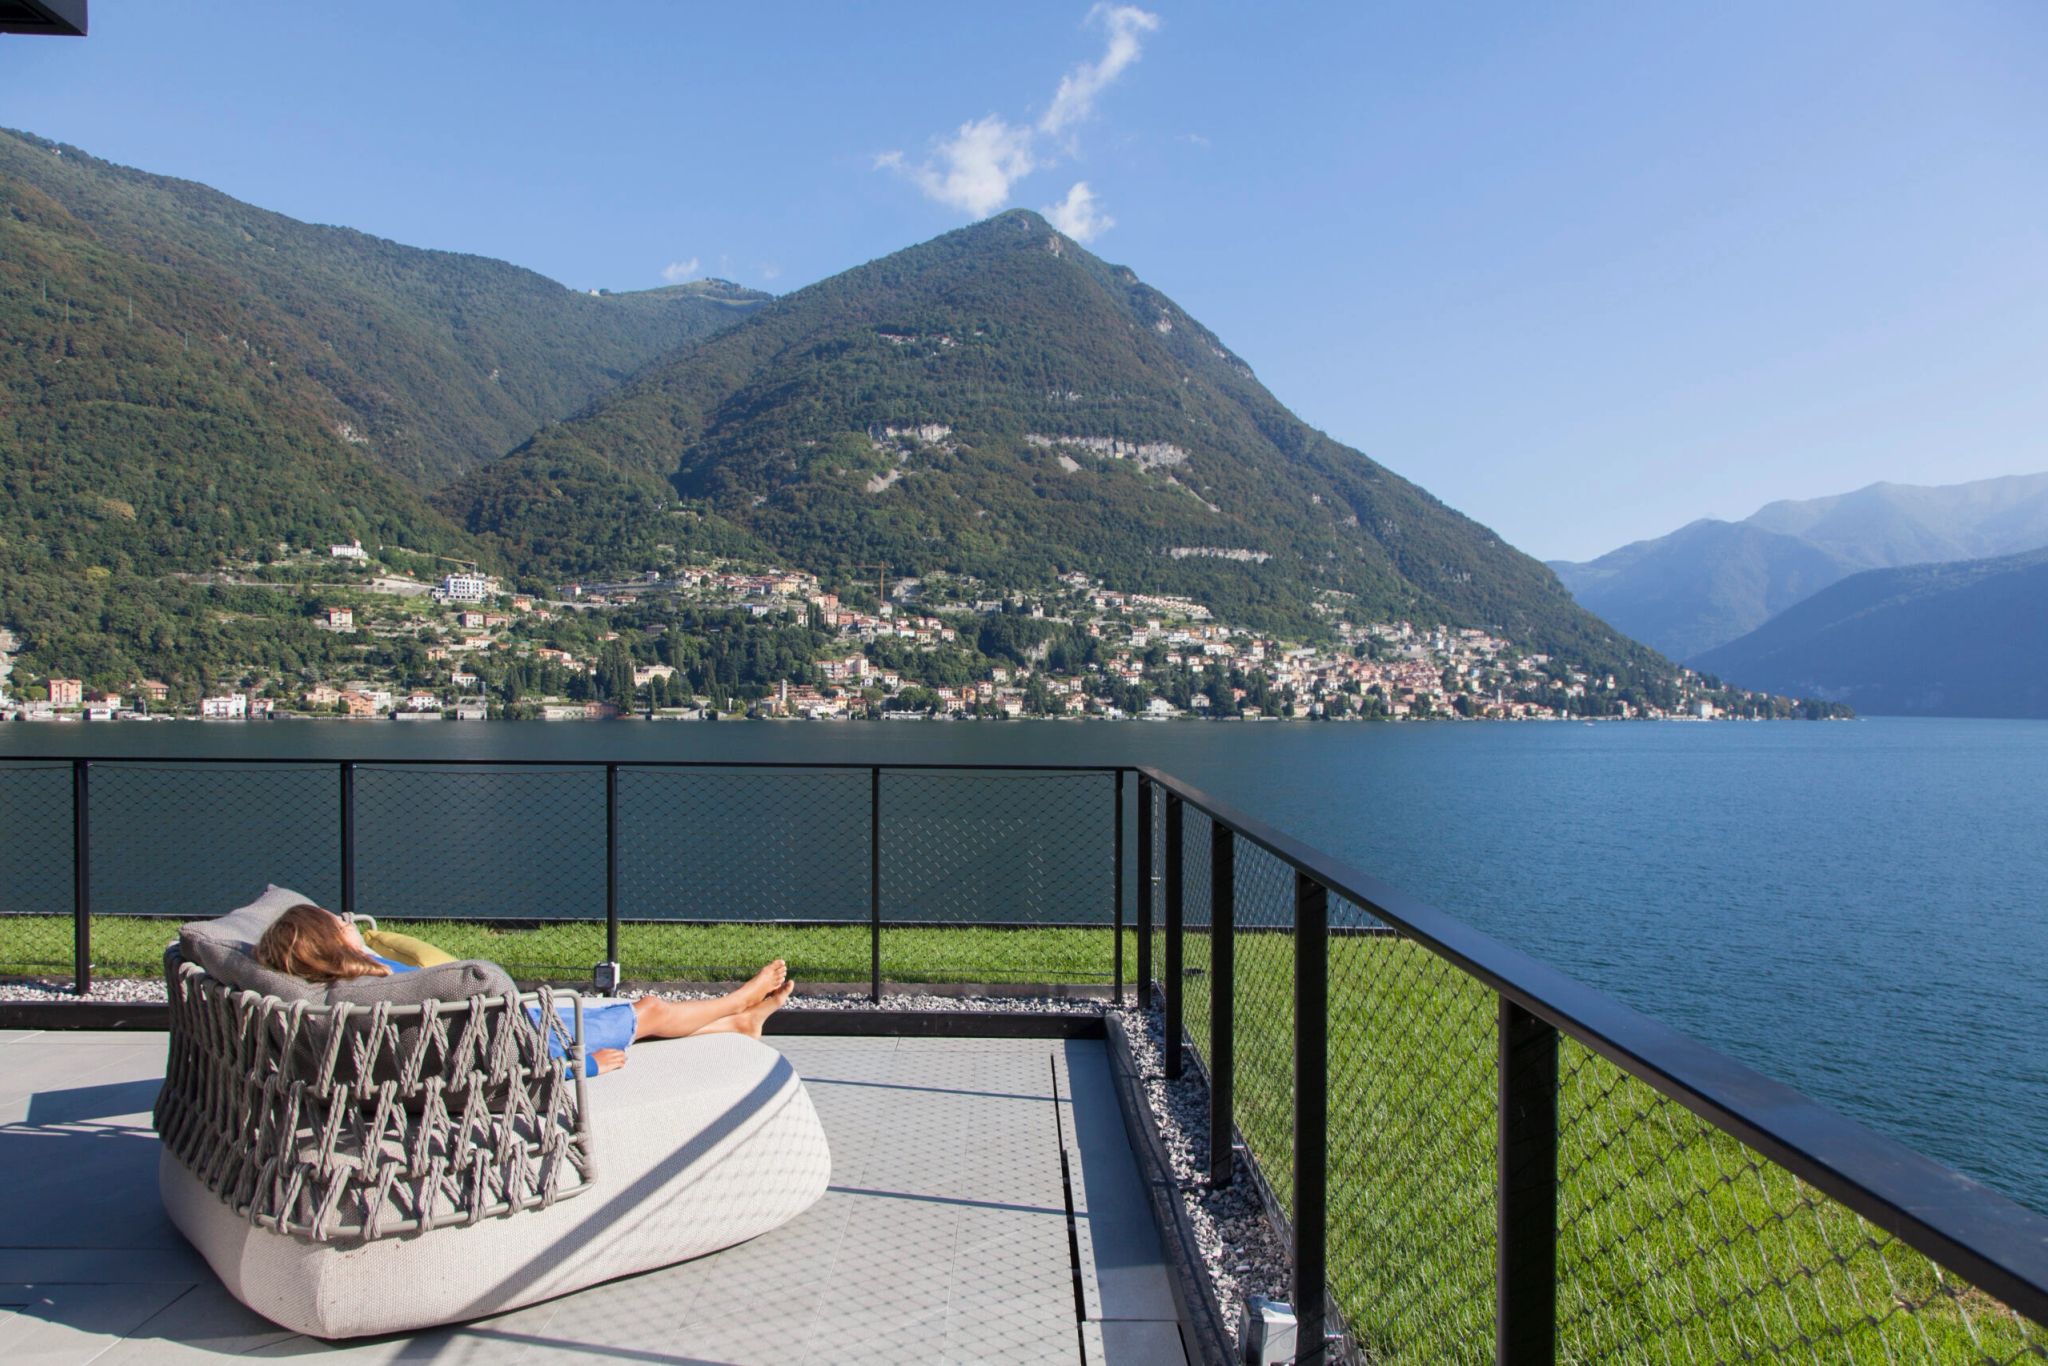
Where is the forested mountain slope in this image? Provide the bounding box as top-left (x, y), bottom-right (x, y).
top-left (0, 128), bottom-right (767, 487)
top-left (0, 128), bottom-right (764, 686)
top-left (445, 211), bottom-right (1656, 673)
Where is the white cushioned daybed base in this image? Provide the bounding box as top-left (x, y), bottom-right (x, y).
top-left (162, 1031), bottom-right (832, 1339)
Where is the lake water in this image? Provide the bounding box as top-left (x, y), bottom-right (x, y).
top-left (4, 715), bottom-right (2043, 1213)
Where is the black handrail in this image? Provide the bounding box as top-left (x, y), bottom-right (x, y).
top-left (1136, 763), bottom-right (2048, 1330)
top-left (0, 756), bottom-right (1129, 771)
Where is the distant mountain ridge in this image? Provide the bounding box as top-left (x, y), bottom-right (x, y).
top-left (1693, 546), bottom-right (2048, 718)
top-left (444, 210), bottom-right (1659, 675)
top-left (1551, 472), bottom-right (2048, 660)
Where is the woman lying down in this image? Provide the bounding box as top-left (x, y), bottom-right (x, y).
top-left (254, 903), bottom-right (794, 1075)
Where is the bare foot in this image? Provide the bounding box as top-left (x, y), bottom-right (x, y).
top-left (592, 1048), bottom-right (627, 1075)
top-left (733, 959), bottom-right (788, 1008)
top-left (734, 979), bottom-right (795, 1039)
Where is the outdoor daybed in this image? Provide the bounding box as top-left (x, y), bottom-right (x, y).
top-left (152, 886), bottom-right (832, 1339)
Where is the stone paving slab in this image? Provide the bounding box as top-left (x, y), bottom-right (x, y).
top-left (0, 1028), bottom-right (1184, 1364)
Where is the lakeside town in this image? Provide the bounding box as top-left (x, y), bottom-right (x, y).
top-left (0, 541), bottom-right (1815, 725)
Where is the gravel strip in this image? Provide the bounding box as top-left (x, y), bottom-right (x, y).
top-left (1116, 1004), bottom-right (1292, 1342)
top-left (650, 986), bottom-right (1103, 1014)
top-left (0, 977), bottom-right (167, 1003)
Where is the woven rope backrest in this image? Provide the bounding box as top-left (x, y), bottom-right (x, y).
top-left (155, 955), bottom-right (595, 1243)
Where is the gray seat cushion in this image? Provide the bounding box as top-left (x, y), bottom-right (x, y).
top-left (177, 884), bottom-right (323, 1002)
top-left (174, 883), bottom-right (516, 1004)
top-left (326, 958), bottom-right (514, 1006)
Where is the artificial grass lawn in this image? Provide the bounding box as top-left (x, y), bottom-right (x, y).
top-left (6, 916), bottom-right (2038, 1360)
top-left (0, 914), bottom-right (1133, 988)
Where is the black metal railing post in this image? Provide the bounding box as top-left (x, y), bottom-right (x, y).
top-left (1497, 997), bottom-right (1560, 1365)
top-left (1294, 870), bottom-right (1330, 1365)
top-left (339, 761), bottom-right (356, 919)
top-left (71, 759), bottom-right (90, 996)
top-left (603, 763), bottom-right (621, 993)
top-left (1163, 792), bottom-right (1185, 1079)
top-left (869, 766), bottom-right (882, 1004)
top-left (1210, 820), bottom-right (1236, 1188)
top-left (1136, 774), bottom-right (1153, 1009)
top-left (1113, 769), bottom-right (1125, 1004)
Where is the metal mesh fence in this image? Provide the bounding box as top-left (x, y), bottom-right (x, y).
top-left (80, 763), bottom-right (336, 979)
top-left (353, 765), bottom-right (604, 982)
top-left (0, 760), bottom-right (1132, 991)
top-left (1555, 1037), bottom-right (2048, 1363)
top-left (1145, 783), bottom-right (1165, 1008)
top-left (879, 770), bottom-right (1116, 985)
top-left (0, 761), bottom-right (74, 980)
top-left (1179, 804), bottom-right (1215, 1074)
top-left (617, 766), bottom-right (869, 983)
top-left (1155, 794), bottom-right (2048, 1364)
top-left (1324, 895), bottom-right (1498, 1362)
top-left (1230, 841), bottom-right (1298, 1216)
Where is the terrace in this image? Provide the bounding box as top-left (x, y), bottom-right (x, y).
top-left (1, 757), bottom-right (2046, 1363)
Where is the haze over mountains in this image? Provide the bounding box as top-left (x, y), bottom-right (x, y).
top-left (1692, 548), bottom-right (2048, 719)
top-left (1551, 473), bottom-right (2048, 661)
top-left (6, 128), bottom-right (1717, 702)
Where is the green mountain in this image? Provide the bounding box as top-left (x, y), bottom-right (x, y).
top-left (0, 128), bottom-right (768, 487)
top-left (1553, 473), bottom-right (2048, 660)
top-left (0, 127), bottom-right (765, 688)
top-left (445, 210), bottom-right (1654, 671)
top-left (1693, 547), bottom-right (2048, 717)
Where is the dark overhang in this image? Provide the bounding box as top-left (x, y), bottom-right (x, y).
top-left (0, 0), bottom-right (87, 37)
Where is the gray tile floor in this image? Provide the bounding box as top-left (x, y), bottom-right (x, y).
top-left (0, 1030), bottom-right (1187, 1365)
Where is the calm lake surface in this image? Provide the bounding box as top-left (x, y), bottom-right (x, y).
top-left (4, 715), bottom-right (2043, 1212)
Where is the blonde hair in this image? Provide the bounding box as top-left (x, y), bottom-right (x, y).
top-left (255, 904), bottom-right (390, 984)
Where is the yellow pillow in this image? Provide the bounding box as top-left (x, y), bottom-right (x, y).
top-left (362, 928), bottom-right (456, 968)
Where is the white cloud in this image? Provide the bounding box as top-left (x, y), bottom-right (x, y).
top-left (883, 114), bottom-right (1037, 218)
top-left (1044, 181), bottom-right (1113, 242)
top-left (759, 262), bottom-right (782, 281)
top-left (877, 5), bottom-right (1157, 236)
top-left (659, 258), bottom-right (700, 283)
top-left (1040, 5), bottom-right (1160, 137)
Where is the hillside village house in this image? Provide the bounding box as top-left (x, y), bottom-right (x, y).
top-left (329, 539), bottom-right (368, 560)
top-left (304, 684), bottom-right (343, 708)
top-left (138, 680), bottom-right (170, 703)
top-left (200, 694), bottom-right (247, 719)
top-left (48, 678), bottom-right (83, 707)
top-left (324, 607), bottom-right (354, 630)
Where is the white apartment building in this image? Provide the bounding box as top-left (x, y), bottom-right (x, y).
top-left (439, 573), bottom-right (496, 603)
top-left (200, 694), bottom-right (248, 720)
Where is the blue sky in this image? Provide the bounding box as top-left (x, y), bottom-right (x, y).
top-left (5, 2), bottom-right (2044, 561)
